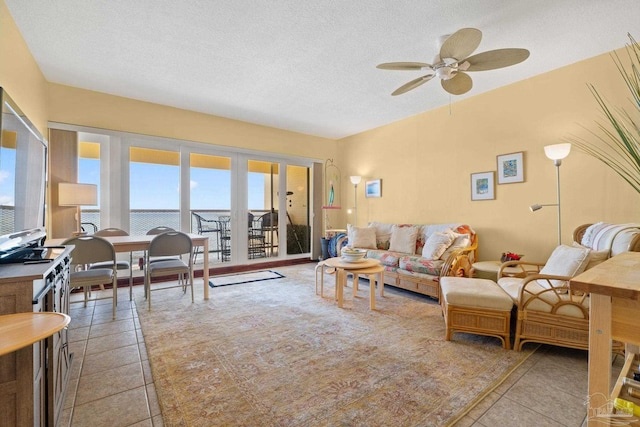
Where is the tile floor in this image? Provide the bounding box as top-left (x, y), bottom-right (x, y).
top-left (61, 264), bottom-right (625, 427)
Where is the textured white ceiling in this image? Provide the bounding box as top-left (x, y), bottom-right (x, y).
top-left (5, 0), bottom-right (640, 139)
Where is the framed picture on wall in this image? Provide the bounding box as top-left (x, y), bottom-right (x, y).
top-left (497, 151), bottom-right (524, 184)
top-left (365, 179), bottom-right (382, 198)
top-left (470, 171), bottom-right (495, 201)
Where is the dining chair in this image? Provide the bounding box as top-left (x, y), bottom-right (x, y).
top-left (90, 228), bottom-right (134, 300)
top-left (62, 235), bottom-right (118, 319)
top-left (145, 226), bottom-right (180, 267)
top-left (146, 226), bottom-right (175, 235)
top-left (145, 231), bottom-right (194, 309)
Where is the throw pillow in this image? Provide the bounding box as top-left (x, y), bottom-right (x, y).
top-left (572, 242), bottom-right (608, 270)
top-left (347, 224), bottom-right (377, 249)
top-left (440, 232), bottom-right (471, 260)
top-left (389, 225), bottom-right (419, 254)
top-left (422, 231), bottom-right (455, 260)
top-left (538, 244), bottom-right (590, 289)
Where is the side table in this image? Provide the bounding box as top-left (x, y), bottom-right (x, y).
top-left (0, 312), bottom-right (70, 357)
top-left (471, 260), bottom-right (526, 281)
top-left (322, 257), bottom-right (381, 308)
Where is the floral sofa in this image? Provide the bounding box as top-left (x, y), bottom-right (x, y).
top-left (337, 222), bottom-right (477, 300)
top-left (496, 222), bottom-right (640, 351)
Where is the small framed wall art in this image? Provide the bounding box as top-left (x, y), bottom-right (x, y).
top-left (497, 151), bottom-right (524, 184)
top-left (470, 171), bottom-right (495, 201)
top-left (365, 179), bottom-right (382, 198)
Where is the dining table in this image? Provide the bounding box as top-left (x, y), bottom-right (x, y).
top-left (48, 233), bottom-right (211, 300)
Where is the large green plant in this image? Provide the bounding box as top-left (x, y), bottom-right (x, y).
top-left (569, 34), bottom-right (640, 194)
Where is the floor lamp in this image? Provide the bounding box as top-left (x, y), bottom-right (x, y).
top-left (530, 143), bottom-right (571, 245)
top-left (350, 176), bottom-right (361, 226)
top-left (59, 183), bottom-right (98, 235)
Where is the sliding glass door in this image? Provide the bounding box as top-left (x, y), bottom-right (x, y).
top-left (247, 160), bottom-right (280, 259)
top-left (50, 123), bottom-right (317, 267)
top-left (190, 153), bottom-right (231, 263)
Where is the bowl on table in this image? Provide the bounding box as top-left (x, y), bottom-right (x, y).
top-left (341, 248), bottom-right (367, 263)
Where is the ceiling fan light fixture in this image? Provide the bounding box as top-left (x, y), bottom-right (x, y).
top-left (378, 27), bottom-right (529, 96)
top-left (435, 65), bottom-right (454, 80)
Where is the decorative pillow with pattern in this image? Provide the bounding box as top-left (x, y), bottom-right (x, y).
top-left (422, 231), bottom-right (455, 260)
top-left (440, 232), bottom-right (471, 260)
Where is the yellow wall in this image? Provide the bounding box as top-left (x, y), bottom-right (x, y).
top-left (338, 50), bottom-right (640, 261)
top-left (0, 0), bottom-right (48, 134)
top-left (47, 83), bottom-right (337, 161)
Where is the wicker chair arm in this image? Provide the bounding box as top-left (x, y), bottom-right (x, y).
top-left (573, 223), bottom-right (592, 244)
top-left (515, 273), bottom-right (588, 318)
top-left (497, 260), bottom-right (543, 279)
top-left (441, 243), bottom-right (477, 278)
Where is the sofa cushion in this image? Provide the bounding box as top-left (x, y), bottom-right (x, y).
top-left (421, 231), bottom-right (454, 260)
top-left (399, 255), bottom-right (444, 276)
top-left (347, 224), bottom-right (377, 249)
top-left (497, 276), bottom-right (589, 318)
top-left (538, 244), bottom-right (590, 289)
top-left (366, 250), bottom-right (401, 268)
top-left (389, 225), bottom-right (419, 254)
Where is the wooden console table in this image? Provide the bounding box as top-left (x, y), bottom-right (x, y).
top-left (570, 251), bottom-right (640, 426)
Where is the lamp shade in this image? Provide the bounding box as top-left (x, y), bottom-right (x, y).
top-left (544, 143), bottom-right (571, 161)
top-left (58, 183), bottom-right (98, 206)
top-left (350, 176), bottom-right (362, 185)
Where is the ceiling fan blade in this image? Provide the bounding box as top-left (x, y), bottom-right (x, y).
top-left (440, 28), bottom-right (482, 61)
top-left (441, 71), bottom-right (472, 95)
top-left (377, 62), bottom-right (431, 70)
top-left (391, 74), bottom-right (435, 96)
top-left (463, 48), bottom-right (530, 71)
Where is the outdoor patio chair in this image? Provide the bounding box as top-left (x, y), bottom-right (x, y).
top-left (192, 212), bottom-right (221, 262)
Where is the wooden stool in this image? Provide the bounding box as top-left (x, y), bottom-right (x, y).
top-left (439, 277), bottom-right (514, 349)
top-left (315, 261), bottom-right (338, 296)
top-left (350, 264), bottom-right (385, 310)
top-left (315, 261), bottom-right (326, 296)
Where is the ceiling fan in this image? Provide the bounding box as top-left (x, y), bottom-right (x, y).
top-left (377, 28), bottom-right (530, 96)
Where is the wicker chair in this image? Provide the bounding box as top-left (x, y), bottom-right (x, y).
top-left (497, 223), bottom-right (640, 351)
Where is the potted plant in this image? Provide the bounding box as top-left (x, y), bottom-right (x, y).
top-left (569, 33), bottom-right (640, 194)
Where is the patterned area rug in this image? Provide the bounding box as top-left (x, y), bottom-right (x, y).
top-left (136, 264), bottom-right (535, 426)
top-left (209, 270), bottom-right (285, 287)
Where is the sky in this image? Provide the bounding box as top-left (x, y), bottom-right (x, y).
top-left (79, 158), bottom-right (264, 210)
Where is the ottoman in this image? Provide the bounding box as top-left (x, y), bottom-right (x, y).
top-left (440, 277), bottom-right (514, 349)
